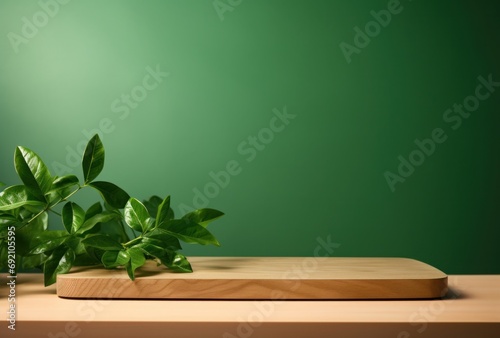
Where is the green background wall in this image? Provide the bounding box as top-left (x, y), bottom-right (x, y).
top-left (1, 0), bottom-right (499, 274)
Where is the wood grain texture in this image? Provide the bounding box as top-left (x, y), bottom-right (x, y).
top-left (1, 274), bottom-right (499, 337)
top-left (56, 257), bottom-right (447, 299)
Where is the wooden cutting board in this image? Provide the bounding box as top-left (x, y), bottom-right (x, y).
top-left (56, 257), bottom-right (447, 300)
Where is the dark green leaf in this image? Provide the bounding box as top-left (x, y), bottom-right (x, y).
top-left (77, 211), bottom-right (119, 234)
top-left (62, 202), bottom-right (85, 234)
top-left (125, 247), bottom-right (146, 280)
top-left (0, 185), bottom-right (46, 211)
top-left (82, 134), bottom-right (105, 184)
top-left (89, 181), bottom-right (130, 209)
top-left (182, 208), bottom-right (224, 227)
top-left (144, 228), bottom-right (182, 251)
top-left (155, 195), bottom-right (174, 227)
top-left (85, 202), bottom-right (103, 220)
top-left (21, 253), bottom-right (46, 269)
top-left (157, 219), bottom-right (220, 246)
top-left (143, 195), bottom-right (162, 218)
top-left (14, 146), bottom-right (52, 201)
top-left (29, 230), bottom-right (68, 255)
top-left (16, 211), bottom-right (48, 256)
top-left (43, 246), bottom-right (75, 286)
top-left (0, 182), bottom-right (5, 189)
top-left (101, 250), bottom-right (130, 268)
top-left (124, 198), bottom-right (150, 233)
top-left (45, 175), bottom-right (79, 205)
top-left (82, 234), bottom-right (123, 251)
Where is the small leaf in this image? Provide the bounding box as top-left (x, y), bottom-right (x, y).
top-left (62, 202), bottom-right (85, 234)
top-left (82, 234), bottom-right (123, 251)
top-left (155, 195), bottom-right (174, 227)
top-left (166, 253), bottom-right (193, 273)
top-left (101, 250), bottom-right (130, 268)
top-left (14, 146), bottom-right (52, 201)
top-left (157, 219), bottom-right (220, 246)
top-left (124, 198), bottom-right (150, 233)
top-left (89, 181), bottom-right (130, 209)
top-left (77, 211), bottom-right (119, 234)
top-left (82, 134), bottom-right (105, 184)
top-left (0, 182), bottom-right (5, 188)
top-left (29, 231), bottom-right (69, 255)
top-left (43, 246), bottom-right (75, 286)
top-left (182, 208), bottom-right (224, 227)
top-left (0, 185), bottom-right (46, 211)
top-left (125, 247), bottom-right (146, 280)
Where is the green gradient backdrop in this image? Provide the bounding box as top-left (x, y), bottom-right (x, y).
top-left (1, 0), bottom-right (499, 274)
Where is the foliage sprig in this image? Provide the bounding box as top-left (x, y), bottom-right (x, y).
top-left (0, 135), bottom-right (223, 286)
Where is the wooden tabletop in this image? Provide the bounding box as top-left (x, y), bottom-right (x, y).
top-left (1, 273), bottom-right (499, 337)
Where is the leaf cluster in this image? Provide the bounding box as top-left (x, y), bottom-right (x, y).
top-left (0, 135), bottom-right (223, 286)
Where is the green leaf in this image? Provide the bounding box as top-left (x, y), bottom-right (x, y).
top-left (82, 134), bottom-right (105, 184)
top-left (89, 181), bottom-right (130, 209)
top-left (166, 252), bottom-right (193, 273)
top-left (82, 234), bottom-right (123, 251)
top-left (157, 219), bottom-right (220, 246)
top-left (182, 208), bottom-right (224, 227)
top-left (0, 185), bottom-right (46, 211)
top-left (43, 246), bottom-right (75, 286)
top-left (46, 175), bottom-right (79, 205)
top-left (14, 146), bottom-right (52, 201)
top-left (0, 182), bottom-right (5, 188)
top-left (125, 247), bottom-right (146, 280)
top-left (101, 250), bottom-right (130, 268)
top-left (62, 202), bottom-right (85, 234)
top-left (155, 195), bottom-right (174, 227)
top-left (144, 228), bottom-right (182, 251)
top-left (124, 198), bottom-right (150, 233)
top-left (143, 195), bottom-right (163, 218)
top-left (16, 211), bottom-right (48, 256)
top-left (29, 230), bottom-right (68, 255)
top-left (77, 211), bottom-right (119, 234)
top-left (85, 202), bottom-right (103, 220)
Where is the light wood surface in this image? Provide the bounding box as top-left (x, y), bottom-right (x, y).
top-left (0, 273), bottom-right (499, 337)
top-left (56, 257), bottom-right (447, 300)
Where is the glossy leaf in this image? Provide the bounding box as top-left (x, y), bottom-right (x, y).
top-left (77, 211), bottom-right (119, 234)
top-left (16, 211), bottom-right (48, 256)
top-left (82, 234), bottom-right (123, 251)
top-left (0, 185), bottom-right (46, 211)
top-left (82, 134), bottom-right (105, 184)
top-left (144, 228), bottom-right (182, 251)
top-left (166, 252), bottom-right (193, 273)
top-left (62, 202), bottom-right (85, 234)
top-left (43, 246), bottom-right (75, 286)
top-left (126, 247), bottom-right (146, 280)
top-left (14, 146), bottom-right (52, 201)
top-left (157, 219), bottom-right (220, 246)
top-left (155, 195), bottom-right (174, 227)
top-left (46, 175), bottom-right (79, 205)
top-left (101, 250), bottom-right (130, 268)
top-left (143, 195), bottom-right (163, 218)
top-left (182, 208), bottom-right (224, 228)
top-left (89, 181), bottom-right (130, 209)
top-left (85, 202), bottom-right (103, 220)
top-left (29, 230), bottom-right (68, 255)
top-left (124, 198), bottom-right (150, 233)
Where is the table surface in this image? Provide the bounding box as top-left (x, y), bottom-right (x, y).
top-left (1, 273), bottom-right (499, 337)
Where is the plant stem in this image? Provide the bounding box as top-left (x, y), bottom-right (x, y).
top-left (123, 236), bottom-right (142, 248)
